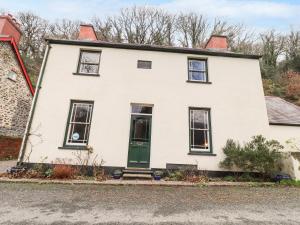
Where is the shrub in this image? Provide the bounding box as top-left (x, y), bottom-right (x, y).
top-left (220, 135), bottom-right (283, 177)
top-left (52, 164), bottom-right (77, 179)
top-left (279, 179), bottom-right (300, 187)
top-left (169, 171), bottom-right (184, 181)
top-left (167, 169), bottom-right (208, 183)
top-left (223, 176), bottom-right (236, 182)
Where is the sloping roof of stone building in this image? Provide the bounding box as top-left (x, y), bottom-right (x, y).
top-left (265, 96), bottom-right (300, 126)
top-left (0, 36), bottom-right (34, 95)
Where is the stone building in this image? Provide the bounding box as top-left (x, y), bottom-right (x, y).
top-left (0, 14), bottom-right (34, 159)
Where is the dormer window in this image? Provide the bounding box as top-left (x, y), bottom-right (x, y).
top-left (188, 59), bottom-right (208, 83)
top-left (75, 50), bottom-right (101, 76)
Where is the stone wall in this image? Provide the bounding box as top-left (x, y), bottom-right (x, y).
top-left (0, 41), bottom-right (32, 138)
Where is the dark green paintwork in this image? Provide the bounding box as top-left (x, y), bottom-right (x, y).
top-left (127, 115), bottom-right (152, 168)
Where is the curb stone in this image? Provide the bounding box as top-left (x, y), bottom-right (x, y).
top-left (0, 177), bottom-right (275, 187)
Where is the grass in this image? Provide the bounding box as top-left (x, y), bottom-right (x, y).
top-left (279, 179), bottom-right (300, 187)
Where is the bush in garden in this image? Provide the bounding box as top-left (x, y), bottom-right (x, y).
top-left (220, 135), bottom-right (283, 177)
top-left (52, 164), bottom-right (77, 179)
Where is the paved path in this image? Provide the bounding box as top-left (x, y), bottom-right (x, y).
top-left (0, 183), bottom-right (299, 225)
top-left (0, 160), bottom-right (17, 173)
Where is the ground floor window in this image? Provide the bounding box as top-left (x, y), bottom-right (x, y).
top-left (189, 107), bottom-right (212, 152)
top-left (64, 100), bottom-right (94, 146)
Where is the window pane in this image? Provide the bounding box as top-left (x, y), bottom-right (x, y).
top-left (189, 71), bottom-right (206, 81)
top-left (131, 105), bottom-right (152, 114)
top-left (79, 64), bottom-right (99, 74)
top-left (80, 52), bottom-right (100, 64)
top-left (131, 118), bottom-right (149, 141)
top-left (66, 101), bottom-right (93, 145)
top-left (193, 130), bottom-right (209, 149)
top-left (73, 104), bottom-right (89, 123)
top-left (191, 110), bottom-right (208, 129)
top-left (68, 124), bottom-right (88, 143)
top-left (189, 60), bottom-right (206, 71)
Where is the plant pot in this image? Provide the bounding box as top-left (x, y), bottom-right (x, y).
top-left (154, 175), bottom-right (161, 181)
top-left (113, 174), bottom-right (121, 179)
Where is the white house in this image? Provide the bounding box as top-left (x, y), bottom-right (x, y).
top-left (18, 25), bottom-right (300, 178)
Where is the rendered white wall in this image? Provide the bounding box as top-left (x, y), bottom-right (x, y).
top-left (23, 43), bottom-right (280, 171)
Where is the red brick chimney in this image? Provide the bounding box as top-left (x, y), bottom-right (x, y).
top-left (0, 14), bottom-right (22, 44)
top-left (205, 35), bottom-right (228, 50)
top-left (78, 24), bottom-right (97, 41)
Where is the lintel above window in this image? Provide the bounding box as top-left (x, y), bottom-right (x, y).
top-left (187, 58), bottom-right (210, 83)
top-left (74, 50), bottom-right (101, 76)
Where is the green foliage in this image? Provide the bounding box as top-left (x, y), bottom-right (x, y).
top-left (169, 171), bottom-right (184, 181)
top-left (223, 176), bottom-right (235, 182)
top-left (279, 179), bottom-right (300, 187)
top-left (220, 135), bottom-right (283, 176)
top-left (44, 168), bottom-right (53, 177)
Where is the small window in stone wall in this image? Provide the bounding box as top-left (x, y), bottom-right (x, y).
top-left (7, 71), bottom-right (17, 82)
top-left (137, 60), bottom-right (152, 69)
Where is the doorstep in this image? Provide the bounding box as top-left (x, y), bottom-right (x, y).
top-left (0, 177), bottom-right (275, 187)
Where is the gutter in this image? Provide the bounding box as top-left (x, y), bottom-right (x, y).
top-left (18, 43), bottom-right (52, 164)
top-left (269, 122), bottom-right (300, 127)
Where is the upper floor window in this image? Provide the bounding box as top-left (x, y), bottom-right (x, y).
top-left (188, 59), bottom-right (208, 82)
top-left (77, 50), bottom-right (101, 75)
top-left (189, 108), bottom-right (212, 153)
top-left (64, 100), bottom-right (94, 147)
top-left (137, 60), bottom-right (152, 69)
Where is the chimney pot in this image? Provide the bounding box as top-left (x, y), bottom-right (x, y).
top-left (78, 24), bottom-right (97, 41)
top-left (205, 35), bottom-right (228, 50)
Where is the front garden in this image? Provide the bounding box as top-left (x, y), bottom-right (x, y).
top-left (0, 135), bottom-right (299, 187)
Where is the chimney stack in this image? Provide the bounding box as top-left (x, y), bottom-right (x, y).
top-left (205, 35), bottom-right (228, 51)
top-left (0, 14), bottom-right (22, 44)
top-left (78, 24), bottom-right (97, 41)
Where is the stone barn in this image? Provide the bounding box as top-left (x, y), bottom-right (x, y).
top-left (0, 14), bottom-right (34, 159)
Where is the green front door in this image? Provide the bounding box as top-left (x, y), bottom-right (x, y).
top-left (127, 115), bottom-right (152, 168)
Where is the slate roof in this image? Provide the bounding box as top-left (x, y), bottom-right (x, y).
top-left (265, 96), bottom-right (300, 126)
top-left (46, 38), bottom-right (261, 59)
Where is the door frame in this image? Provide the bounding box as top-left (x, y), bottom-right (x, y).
top-left (127, 104), bottom-right (153, 168)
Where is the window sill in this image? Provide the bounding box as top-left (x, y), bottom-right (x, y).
top-left (188, 152), bottom-right (216, 156)
top-left (72, 72), bottom-right (100, 77)
top-left (186, 80), bottom-right (212, 84)
top-left (58, 146), bottom-right (88, 150)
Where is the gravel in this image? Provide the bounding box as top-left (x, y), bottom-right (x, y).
top-left (0, 183), bottom-right (299, 225)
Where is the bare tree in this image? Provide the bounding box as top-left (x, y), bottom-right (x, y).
top-left (280, 30), bottom-right (300, 72)
top-left (92, 17), bottom-right (123, 42)
top-left (49, 19), bottom-right (80, 40)
top-left (176, 13), bottom-right (209, 48)
top-left (260, 30), bottom-right (285, 78)
top-left (211, 19), bottom-right (256, 54)
top-left (17, 11), bottom-right (49, 59)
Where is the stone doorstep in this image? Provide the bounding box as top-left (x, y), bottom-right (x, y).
top-left (0, 177), bottom-right (275, 187)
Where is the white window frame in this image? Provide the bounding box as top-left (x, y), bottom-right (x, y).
top-left (77, 50), bottom-right (101, 75)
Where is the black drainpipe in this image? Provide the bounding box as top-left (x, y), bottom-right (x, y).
top-left (18, 43), bottom-right (52, 165)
